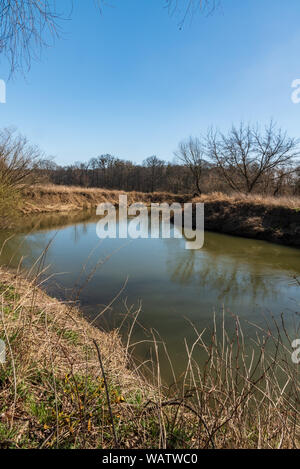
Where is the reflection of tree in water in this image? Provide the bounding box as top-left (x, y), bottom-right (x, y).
top-left (0, 213), bottom-right (96, 270)
top-left (72, 221), bottom-right (90, 244)
top-left (17, 210), bottom-right (98, 234)
top-left (0, 231), bottom-right (53, 269)
top-left (164, 233), bottom-right (300, 305)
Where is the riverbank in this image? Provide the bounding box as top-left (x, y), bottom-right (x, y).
top-left (21, 185), bottom-right (191, 214)
top-left (192, 193), bottom-right (300, 248)
top-left (0, 268), bottom-right (157, 449)
top-left (19, 185), bottom-right (300, 248)
top-left (0, 268), bottom-right (298, 449)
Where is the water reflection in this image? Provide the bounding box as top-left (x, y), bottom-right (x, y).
top-left (0, 211), bottom-right (98, 268)
top-left (0, 211), bottom-right (299, 380)
top-left (163, 229), bottom-right (300, 312)
top-left (165, 240), bottom-right (278, 304)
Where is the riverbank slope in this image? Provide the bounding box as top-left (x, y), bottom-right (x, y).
top-left (17, 185), bottom-right (300, 247)
top-left (0, 268), bottom-right (155, 449)
top-left (21, 185), bottom-right (191, 214)
top-left (193, 193), bottom-right (300, 248)
top-left (0, 268), bottom-right (298, 449)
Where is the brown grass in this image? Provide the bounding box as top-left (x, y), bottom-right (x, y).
top-left (0, 267), bottom-right (155, 448)
top-left (19, 185), bottom-right (300, 220)
top-left (0, 265), bottom-right (299, 449)
top-left (21, 185), bottom-right (191, 215)
top-left (193, 191), bottom-right (300, 209)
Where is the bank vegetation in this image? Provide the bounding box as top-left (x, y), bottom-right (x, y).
top-left (0, 268), bottom-right (299, 449)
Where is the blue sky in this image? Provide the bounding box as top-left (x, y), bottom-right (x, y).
top-left (0, 0), bottom-right (300, 165)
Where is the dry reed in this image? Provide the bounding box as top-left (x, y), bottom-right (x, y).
top-left (0, 264), bottom-right (299, 449)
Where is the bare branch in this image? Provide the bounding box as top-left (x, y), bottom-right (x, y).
top-left (175, 136), bottom-right (207, 195)
top-left (207, 121), bottom-right (300, 194)
top-left (0, 0), bottom-right (69, 75)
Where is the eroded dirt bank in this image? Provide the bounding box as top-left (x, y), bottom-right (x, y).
top-left (194, 199), bottom-right (300, 248)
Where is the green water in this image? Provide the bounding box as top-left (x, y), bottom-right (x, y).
top-left (1, 211), bottom-right (300, 381)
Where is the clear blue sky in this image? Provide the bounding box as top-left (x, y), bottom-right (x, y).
top-left (1, 0), bottom-right (300, 165)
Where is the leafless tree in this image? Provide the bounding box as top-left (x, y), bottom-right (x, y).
top-left (0, 127), bottom-right (44, 224)
top-left (294, 168), bottom-right (300, 195)
top-left (207, 121), bottom-right (300, 194)
top-left (143, 155), bottom-right (165, 192)
top-left (0, 1), bottom-right (220, 75)
top-left (175, 137), bottom-right (206, 195)
top-left (0, 0), bottom-right (67, 75)
top-left (42, 140), bottom-right (300, 196)
top-left (0, 127), bottom-right (43, 187)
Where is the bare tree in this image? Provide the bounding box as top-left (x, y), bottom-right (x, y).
top-left (41, 136), bottom-right (300, 196)
top-left (207, 121), bottom-right (300, 194)
top-left (175, 137), bottom-right (206, 195)
top-left (0, 0), bottom-right (67, 75)
top-left (143, 155), bottom-right (165, 192)
top-left (0, 127), bottom-right (44, 225)
top-left (294, 167), bottom-right (300, 195)
top-left (0, 1), bottom-right (220, 75)
top-left (0, 127), bottom-right (43, 187)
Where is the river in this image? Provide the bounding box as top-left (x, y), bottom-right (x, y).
top-left (1, 211), bottom-right (299, 382)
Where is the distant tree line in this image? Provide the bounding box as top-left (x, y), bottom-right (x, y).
top-left (37, 154), bottom-right (199, 194)
top-left (1, 121), bottom-right (300, 216)
top-left (37, 121), bottom-right (300, 196)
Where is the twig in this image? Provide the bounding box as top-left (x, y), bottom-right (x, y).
top-left (93, 339), bottom-right (119, 448)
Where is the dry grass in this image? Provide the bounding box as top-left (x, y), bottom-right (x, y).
top-left (21, 185), bottom-right (191, 215)
top-left (19, 185), bottom-right (300, 217)
top-left (0, 184), bottom-right (299, 448)
top-left (0, 265), bottom-right (299, 449)
top-left (193, 191), bottom-right (300, 209)
top-left (0, 267), bottom-right (156, 449)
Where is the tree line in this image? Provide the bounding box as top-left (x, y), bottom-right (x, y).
top-left (1, 121), bottom-right (300, 224)
top-left (38, 121), bottom-right (300, 196)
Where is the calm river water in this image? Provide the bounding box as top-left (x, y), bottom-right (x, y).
top-left (1, 212), bottom-right (300, 381)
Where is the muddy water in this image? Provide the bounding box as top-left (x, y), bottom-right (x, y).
top-left (1, 211), bottom-right (299, 381)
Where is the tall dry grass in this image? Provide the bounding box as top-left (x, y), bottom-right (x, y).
top-left (0, 261), bottom-right (299, 449)
top-left (18, 184), bottom-right (300, 219)
top-left (193, 191), bottom-right (300, 209)
top-left (20, 184), bottom-right (191, 215)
